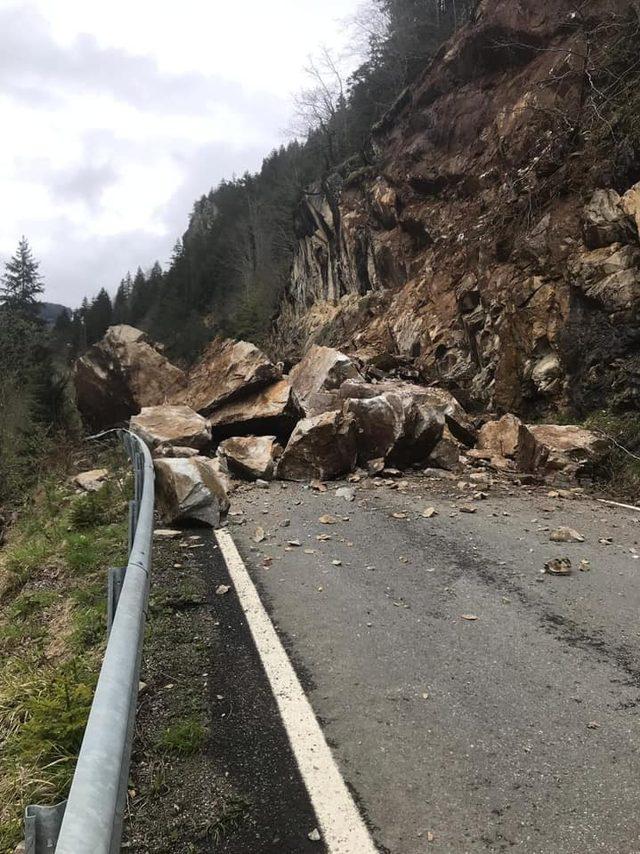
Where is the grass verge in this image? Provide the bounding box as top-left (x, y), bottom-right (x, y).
top-left (0, 442), bottom-right (130, 852)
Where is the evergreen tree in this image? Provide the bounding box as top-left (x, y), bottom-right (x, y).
top-left (0, 236), bottom-right (44, 316)
top-left (84, 288), bottom-right (113, 345)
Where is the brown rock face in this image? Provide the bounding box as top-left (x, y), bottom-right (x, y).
top-left (130, 405), bottom-right (211, 450)
top-left (289, 345), bottom-right (362, 415)
top-left (217, 436), bottom-right (283, 481)
top-left (207, 379), bottom-right (300, 440)
top-left (528, 424), bottom-right (610, 476)
top-left (269, 0), bottom-right (640, 417)
top-left (478, 414), bottom-right (548, 472)
top-left (277, 410), bottom-right (357, 481)
top-left (74, 325), bottom-right (186, 429)
top-left (154, 456), bottom-right (229, 527)
top-left (176, 338), bottom-right (281, 415)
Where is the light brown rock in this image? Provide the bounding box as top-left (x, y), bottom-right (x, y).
top-left (74, 325), bottom-right (186, 429)
top-left (621, 182), bottom-right (640, 235)
top-left (153, 445), bottom-right (200, 459)
top-left (277, 411), bottom-right (357, 481)
top-left (583, 189), bottom-right (634, 249)
top-left (289, 345), bottom-right (362, 415)
top-left (73, 468), bottom-right (109, 492)
top-left (477, 414), bottom-right (548, 472)
top-left (207, 379), bottom-right (300, 439)
top-left (130, 404), bottom-right (211, 450)
top-left (154, 456), bottom-right (230, 527)
top-left (218, 436), bottom-right (283, 481)
top-left (528, 424), bottom-right (609, 476)
top-left (176, 338), bottom-right (281, 415)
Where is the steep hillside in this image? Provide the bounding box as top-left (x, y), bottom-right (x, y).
top-left (271, 0), bottom-right (640, 418)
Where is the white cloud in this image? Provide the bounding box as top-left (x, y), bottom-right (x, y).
top-left (0, 0), bottom-right (363, 305)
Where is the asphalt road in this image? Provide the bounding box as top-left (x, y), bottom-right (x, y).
top-left (224, 471), bottom-right (640, 853)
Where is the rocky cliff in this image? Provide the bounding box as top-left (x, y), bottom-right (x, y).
top-left (272, 0), bottom-right (640, 419)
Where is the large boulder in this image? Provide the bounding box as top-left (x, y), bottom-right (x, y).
top-left (74, 325), bottom-right (186, 429)
top-left (528, 424), bottom-right (610, 476)
top-left (583, 189), bottom-right (635, 249)
top-left (130, 405), bottom-right (211, 450)
top-left (277, 411), bottom-right (357, 481)
top-left (344, 390), bottom-right (444, 466)
top-left (175, 338), bottom-right (281, 416)
top-left (207, 379), bottom-right (300, 440)
top-left (218, 436), bottom-right (283, 481)
top-left (289, 345), bottom-right (362, 415)
top-left (477, 414), bottom-right (548, 472)
top-left (154, 456), bottom-right (230, 527)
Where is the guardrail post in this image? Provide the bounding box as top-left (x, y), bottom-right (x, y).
top-left (24, 802), bottom-right (67, 853)
top-left (107, 567), bottom-right (127, 635)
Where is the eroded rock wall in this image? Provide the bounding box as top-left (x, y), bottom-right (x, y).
top-left (272, 0), bottom-right (640, 418)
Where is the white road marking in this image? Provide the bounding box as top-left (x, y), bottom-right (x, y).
top-left (215, 528), bottom-right (379, 854)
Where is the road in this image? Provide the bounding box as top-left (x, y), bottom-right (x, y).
top-left (219, 470), bottom-right (640, 853)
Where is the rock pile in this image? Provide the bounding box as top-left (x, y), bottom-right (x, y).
top-left (73, 327), bottom-right (610, 526)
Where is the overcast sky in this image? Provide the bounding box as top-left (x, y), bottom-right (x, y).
top-left (0, 0), bottom-right (363, 307)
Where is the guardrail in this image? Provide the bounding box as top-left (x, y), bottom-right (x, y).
top-left (25, 429), bottom-right (155, 854)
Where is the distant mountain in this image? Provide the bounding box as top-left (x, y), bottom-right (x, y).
top-left (38, 302), bottom-right (71, 327)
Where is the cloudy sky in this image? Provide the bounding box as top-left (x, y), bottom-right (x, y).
top-left (0, 0), bottom-right (363, 307)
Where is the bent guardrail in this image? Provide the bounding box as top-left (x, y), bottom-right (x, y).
top-left (25, 429), bottom-right (154, 854)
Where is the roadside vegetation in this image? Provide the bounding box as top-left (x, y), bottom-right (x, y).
top-left (0, 442), bottom-right (130, 852)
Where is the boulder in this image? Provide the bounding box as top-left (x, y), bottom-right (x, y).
top-left (477, 414), bottom-right (548, 472)
top-left (175, 338), bottom-right (281, 415)
top-left (207, 379), bottom-right (300, 440)
top-left (344, 390), bottom-right (444, 466)
top-left (583, 189), bottom-right (635, 249)
top-left (277, 411), bottom-right (358, 481)
top-left (130, 405), bottom-right (211, 450)
top-left (73, 469), bottom-right (109, 492)
top-left (154, 456), bottom-right (230, 527)
top-left (289, 345), bottom-right (363, 415)
top-left (218, 436), bottom-right (283, 481)
top-left (528, 424), bottom-right (610, 476)
top-left (74, 325), bottom-right (186, 429)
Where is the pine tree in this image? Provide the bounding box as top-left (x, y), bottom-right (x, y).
top-left (0, 236), bottom-right (44, 315)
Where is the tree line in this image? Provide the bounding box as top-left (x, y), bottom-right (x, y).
top-left (67, 0), bottom-right (474, 364)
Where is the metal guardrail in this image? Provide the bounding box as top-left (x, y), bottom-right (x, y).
top-left (25, 429), bottom-right (155, 854)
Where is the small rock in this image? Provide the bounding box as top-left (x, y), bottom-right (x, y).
top-left (461, 614), bottom-right (479, 621)
top-left (153, 528), bottom-right (183, 540)
top-left (310, 479), bottom-right (328, 492)
top-left (332, 559), bottom-right (342, 566)
top-left (459, 505), bottom-right (477, 514)
top-left (422, 507), bottom-right (437, 518)
top-left (215, 584), bottom-right (231, 596)
top-left (288, 539), bottom-right (302, 547)
top-left (319, 514), bottom-right (339, 525)
top-left (308, 828), bottom-right (321, 842)
top-left (254, 527), bottom-right (266, 543)
top-left (336, 486), bottom-right (356, 502)
top-left (255, 479), bottom-right (270, 489)
top-left (550, 527), bottom-right (585, 543)
top-left (544, 557), bottom-right (572, 576)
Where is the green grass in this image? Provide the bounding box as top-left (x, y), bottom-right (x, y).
top-left (156, 718), bottom-right (208, 757)
top-left (0, 449), bottom-right (130, 849)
